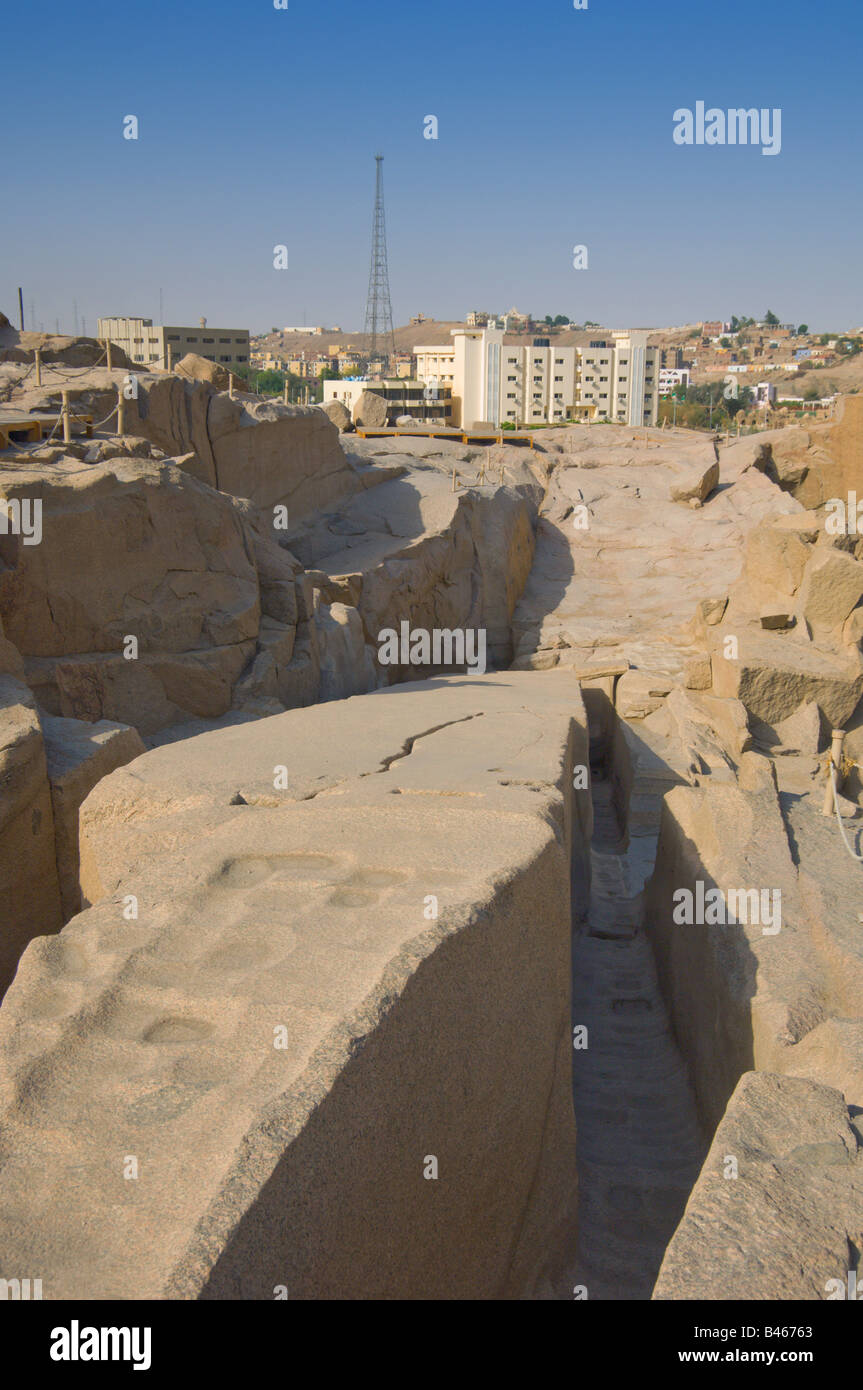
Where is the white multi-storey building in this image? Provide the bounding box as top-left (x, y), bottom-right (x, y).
top-left (416, 327), bottom-right (657, 428)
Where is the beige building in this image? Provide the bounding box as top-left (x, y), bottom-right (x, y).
top-left (416, 326), bottom-right (657, 428)
top-left (97, 316), bottom-right (249, 369)
top-left (575, 331), bottom-right (659, 426)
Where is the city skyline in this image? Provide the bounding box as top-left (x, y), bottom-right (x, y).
top-left (3, 0), bottom-right (862, 336)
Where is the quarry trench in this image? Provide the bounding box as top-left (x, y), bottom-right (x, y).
top-left (567, 695), bottom-right (707, 1299)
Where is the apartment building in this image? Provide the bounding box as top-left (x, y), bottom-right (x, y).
top-left (575, 331), bottom-right (659, 426)
top-left (414, 343), bottom-right (458, 394)
top-left (97, 316), bottom-right (249, 368)
top-left (499, 337), bottom-right (576, 425)
top-left (286, 353), bottom-right (336, 379)
top-left (416, 326), bottom-right (657, 427)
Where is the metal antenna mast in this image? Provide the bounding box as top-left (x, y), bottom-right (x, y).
top-left (363, 154), bottom-right (395, 364)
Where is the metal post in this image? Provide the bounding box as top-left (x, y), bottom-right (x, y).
top-left (17, 287), bottom-right (24, 331)
top-left (822, 728), bottom-right (847, 816)
top-left (34, 348), bottom-right (42, 386)
top-left (61, 390), bottom-right (71, 443)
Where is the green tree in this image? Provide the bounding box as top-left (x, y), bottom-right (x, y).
top-left (797, 324), bottom-right (808, 335)
top-left (262, 370), bottom-right (287, 394)
top-left (764, 309), bottom-right (780, 327)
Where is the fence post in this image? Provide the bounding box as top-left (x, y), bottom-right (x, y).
top-left (34, 347), bottom-right (42, 386)
top-left (117, 386), bottom-right (125, 438)
top-left (62, 390), bottom-right (71, 443)
top-left (822, 728), bottom-right (847, 816)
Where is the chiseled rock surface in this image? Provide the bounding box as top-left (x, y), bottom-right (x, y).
top-left (511, 424), bottom-right (798, 691)
top-left (0, 672), bottom-right (587, 1300)
top-left (653, 1072), bottom-right (863, 1300)
top-left (0, 458), bottom-right (261, 734)
top-left (41, 715), bottom-right (146, 921)
top-left (0, 671), bottom-right (63, 998)
top-left (646, 770), bottom-right (821, 1137)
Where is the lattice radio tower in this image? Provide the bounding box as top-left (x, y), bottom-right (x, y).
top-left (363, 154), bottom-right (396, 363)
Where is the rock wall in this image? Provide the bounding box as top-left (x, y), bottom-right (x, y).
top-left (0, 673), bottom-right (587, 1299)
top-left (645, 761), bottom-right (823, 1137)
top-left (0, 668), bottom-right (62, 997)
top-left (653, 1071), bottom-right (863, 1300)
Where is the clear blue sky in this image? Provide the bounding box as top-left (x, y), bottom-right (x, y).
top-left (3, 0), bottom-right (861, 335)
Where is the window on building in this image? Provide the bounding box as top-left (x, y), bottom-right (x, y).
top-left (167, 334), bottom-right (180, 341)
top-left (219, 338), bottom-right (230, 344)
top-left (554, 375), bottom-right (563, 382)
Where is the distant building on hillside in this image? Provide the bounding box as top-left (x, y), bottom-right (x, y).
top-left (753, 382), bottom-right (777, 409)
top-left (97, 316), bottom-right (249, 368)
top-left (283, 326), bottom-right (324, 335)
top-left (659, 368), bottom-right (691, 395)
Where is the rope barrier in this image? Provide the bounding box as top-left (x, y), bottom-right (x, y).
top-left (830, 766), bottom-right (863, 862)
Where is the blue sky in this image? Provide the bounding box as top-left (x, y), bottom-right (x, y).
top-left (3, 0), bottom-right (860, 335)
